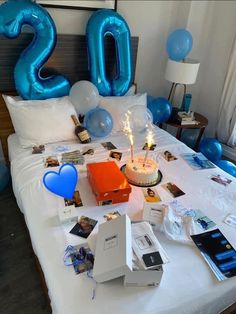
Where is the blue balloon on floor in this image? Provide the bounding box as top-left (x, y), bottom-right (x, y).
top-left (181, 129), bottom-right (199, 149)
top-left (0, 162), bottom-right (10, 192)
top-left (166, 29), bottom-right (193, 61)
top-left (199, 138), bottom-right (222, 162)
top-left (84, 107), bottom-right (113, 138)
top-left (147, 97), bottom-right (172, 124)
top-left (215, 160), bottom-right (236, 178)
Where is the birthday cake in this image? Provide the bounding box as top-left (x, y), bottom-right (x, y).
top-left (125, 156), bottom-right (159, 185)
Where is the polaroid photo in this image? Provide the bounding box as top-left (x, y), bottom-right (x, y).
top-left (210, 174), bottom-right (232, 187)
top-left (101, 142), bottom-right (117, 151)
top-left (64, 191), bottom-right (83, 208)
top-left (44, 156), bottom-right (60, 168)
top-left (191, 209), bottom-right (216, 231)
top-left (109, 151), bottom-right (122, 161)
top-left (161, 182), bottom-right (185, 198)
top-left (143, 143), bottom-right (156, 151)
top-left (162, 150), bottom-right (177, 162)
top-left (99, 199), bottom-right (113, 206)
top-left (70, 245), bottom-right (94, 275)
top-left (32, 145), bottom-right (45, 154)
top-left (61, 150), bottom-right (84, 165)
top-left (82, 147), bottom-right (95, 156)
top-left (142, 188), bottom-right (161, 203)
top-left (70, 216), bottom-right (98, 239)
top-left (224, 214), bottom-right (236, 229)
top-left (104, 211), bottom-right (121, 221)
top-left (181, 153), bottom-right (216, 170)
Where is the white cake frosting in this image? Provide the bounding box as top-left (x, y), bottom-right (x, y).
top-left (125, 156), bottom-right (159, 185)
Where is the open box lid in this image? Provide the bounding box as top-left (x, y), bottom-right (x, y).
top-left (93, 214), bottom-right (133, 283)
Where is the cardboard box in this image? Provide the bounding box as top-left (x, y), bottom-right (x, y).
top-left (93, 214), bottom-right (163, 287)
top-left (124, 266), bottom-right (163, 287)
top-left (87, 161), bottom-right (132, 206)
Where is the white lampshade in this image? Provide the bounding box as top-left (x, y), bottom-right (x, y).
top-left (165, 58), bottom-right (200, 85)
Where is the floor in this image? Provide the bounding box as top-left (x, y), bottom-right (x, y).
top-left (0, 184), bottom-right (51, 314)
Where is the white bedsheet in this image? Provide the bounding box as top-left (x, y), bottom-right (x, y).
top-left (8, 128), bottom-right (236, 314)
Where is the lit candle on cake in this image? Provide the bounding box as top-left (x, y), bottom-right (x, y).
top-left (124, 111), bottom-right (134, 163)
top-left (143, 129), bottom-right (154, 167)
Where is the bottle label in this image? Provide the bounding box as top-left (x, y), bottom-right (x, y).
top-left (79, 130), bottom-right (90, 142)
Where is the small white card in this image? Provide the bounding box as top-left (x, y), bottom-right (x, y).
top-left (224, 214), bottom-right (236, 228)
top-left (143, 203), bottom-right (167, 227)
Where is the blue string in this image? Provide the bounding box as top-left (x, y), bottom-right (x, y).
top-left (87, 269), bottom-right (97, 300)
top-left (63, 245), bottom-right (97, 300)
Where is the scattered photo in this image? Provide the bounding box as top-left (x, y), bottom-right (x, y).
top-left (61, 150), bottom-right (84, 165)
top-left (210, 174), bottom-right (232, 186)
top-left (224, 214), bottom-right (236, 229)
top-left (44, 156), bottom-right (60, 168)
top-left (70, 245), bottom-right (94, 275)
top-left (143, 203), bottom-right (167, 227)
top-left (70, 216), bottom-right (98, 238)
top-left (32, 145), bottom-right (45, 154)
top-left (109, 151), bottom-right (122, 161)
top-left (181, 153), bottom-right (216, 170)
top-left (99, 199), bottom-right (113, 206)
top-left (190, 209), bottom-right (216, 230)
top-left (104, 211), bottom-right (121, 221)
top-left (162, 182), bottom-right (185, 198)
top-left (101, 142), bottom-right (117, 150)
top-left (82, 147), bottom-right (95, 156)
top-left (143, 143), bottom-right (156, 151)
top-left (162, 150), bottom-right (177, 162)
top-left (64, 191), bottom-right (83, 208)
top-left (142, 188), bottom-right (161, 203)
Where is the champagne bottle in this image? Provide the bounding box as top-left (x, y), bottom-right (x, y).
top-left (71, 115), bottom-right (91, 144)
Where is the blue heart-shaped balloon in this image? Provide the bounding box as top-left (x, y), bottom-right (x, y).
top-left (43, 164), bottom-right (78, 199)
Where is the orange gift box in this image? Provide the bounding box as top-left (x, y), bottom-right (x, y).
top-left (87, 161), bottom-right (132, 206)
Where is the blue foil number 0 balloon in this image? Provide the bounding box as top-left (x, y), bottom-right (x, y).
top-left (86, 9), bottom-right (133, 96)
top-left (0, 0), bottom-right (70, 100)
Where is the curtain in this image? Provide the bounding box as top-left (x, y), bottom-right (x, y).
top-left (216, 35), bottom-right (236, 147)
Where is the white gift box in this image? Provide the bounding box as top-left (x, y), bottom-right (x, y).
top-left (93, 214), bottom-right (163, 287)
top-left (58, 206), bottom-right (78, 224)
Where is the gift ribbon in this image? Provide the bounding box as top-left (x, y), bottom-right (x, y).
top-left (63, 245), bottom-right (97, 300)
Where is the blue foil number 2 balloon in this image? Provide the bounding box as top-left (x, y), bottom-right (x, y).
top-left (0, 0), bottom-right (70, 100)
top-left (86, 9), bottom-right (133, 96)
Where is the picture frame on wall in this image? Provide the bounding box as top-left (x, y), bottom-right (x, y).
top-left (38, 0), bottom-right (117, 11)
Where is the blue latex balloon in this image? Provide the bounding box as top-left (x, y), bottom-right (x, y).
top-left (86, 9), bottom-right (133, 96)
top-left (43, 164), bottom-right (78, 199)
top-left (181, 129), bottom-right (199, 149)
top-left (0, 0), bottom-right (70, 100)
top-left (215, 160), bottom-right (236, 178)
top-left (166, 29), bottom-right (193, 61)
top-left (147, 97), bottom-right (172, 124)
top-left (199, 138), bottom-right (222, 162)
top-left (0, 162), bottom-right (10, 192)
top-left (84, 107), bottom-right (113, 138)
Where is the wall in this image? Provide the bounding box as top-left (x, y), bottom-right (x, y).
top-left (48, 0), bottom-right (236, 138)
top-left (47, 1), bottom-right (191, 97)
top-left (187, 1), bottom-right (236, 137)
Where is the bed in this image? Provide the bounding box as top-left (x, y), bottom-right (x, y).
top-left (1, 34), bottom-right (236, 314)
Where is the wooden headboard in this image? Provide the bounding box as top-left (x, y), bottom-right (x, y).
top-left (0, 33), bottom-right (139, 163)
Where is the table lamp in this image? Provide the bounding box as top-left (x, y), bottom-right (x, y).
top-left (165, 58), bottom-right (200, 109)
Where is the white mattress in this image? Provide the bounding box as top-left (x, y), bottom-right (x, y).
top-left (8, 128), bottom-right (236, 314)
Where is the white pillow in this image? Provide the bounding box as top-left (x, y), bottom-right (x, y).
top-left (99, 93), bottom-right (147, 133)
top-left (3, 95), bottom-right (78, 148)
